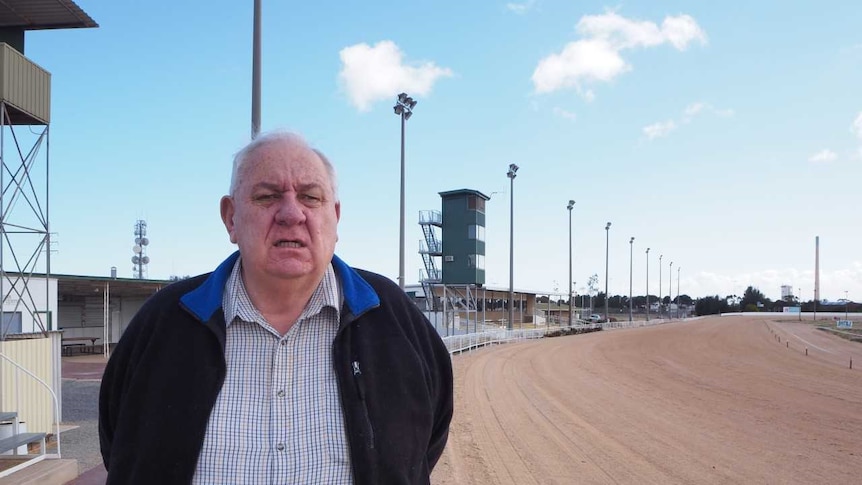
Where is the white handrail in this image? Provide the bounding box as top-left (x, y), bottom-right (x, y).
top-left (0, 352), bottom-right (61, 457)
top-left (442, 323), bottom-right (602, 354)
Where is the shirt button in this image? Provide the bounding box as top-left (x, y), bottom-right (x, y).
top-left (276, 443), bottom-right (285, 451)
top-left (277, 390), bottom-right (285, 398)
top-left (280, 340), bottom-right (288, 346)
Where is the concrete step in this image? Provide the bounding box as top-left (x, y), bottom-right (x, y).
top-left (0, 458), bottom-right (78, 485)
top-left (0, 414), bottom-right (16, 423)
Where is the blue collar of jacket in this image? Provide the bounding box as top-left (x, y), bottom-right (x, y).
top-left (180, 250), bottom-right (380, 323)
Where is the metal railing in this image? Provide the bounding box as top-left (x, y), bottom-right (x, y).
top-left (442, 323), bottom-right (601, 354)
top-left (419, 210), bottom-right (442, 225)
top-left (441, 315), bottom-right (700, 355)
top-left (419, 239), bottom-right (442, 254)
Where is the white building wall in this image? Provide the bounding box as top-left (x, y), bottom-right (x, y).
top-left (1, 276), bottom-right (58, 334)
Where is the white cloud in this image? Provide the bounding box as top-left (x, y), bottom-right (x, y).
top-left (532, 11), bottom-right (706, 95)
top-left (852, 112), bottom-right (862, 139)
top-left (553, 107), bottom-right (577, 120)
top-left (506, 0), bottom-right (536, 15)
top-left (808, 149), bottom-right (837, 163)
top-left (661, 14), bottom-right (708, 50)
top-left (654, 101), bottom-right (734, 136)
top-left (643, 120), bottom-right (676, 140)
top-left (338, 41), bottom-right (453, 111)
top-left (682, 101), bottom-right (733, 122)
top-left (532, 39), bottom-right (628, 95)
top-left (684, 102), bottom-right (706, 117)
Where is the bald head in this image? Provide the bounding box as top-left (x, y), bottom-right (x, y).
top-left (230, 131), bottom-right (338, 200)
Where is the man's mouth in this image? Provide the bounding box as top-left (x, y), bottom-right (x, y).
top-left (275, 240), bottom-right (304, 248)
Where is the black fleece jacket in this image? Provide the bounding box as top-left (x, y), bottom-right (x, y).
top-left (99, 252), bottom-right (453, 484)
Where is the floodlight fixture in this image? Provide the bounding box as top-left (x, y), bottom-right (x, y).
top-left (508, 163), bottom-right (519, 178)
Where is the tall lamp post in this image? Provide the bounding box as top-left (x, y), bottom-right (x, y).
top-left (845, 290), bottom-right (849, 320)
top-left (677, 266), bottom-right (681, 319)
top-left (658, 254), bottom-right (662, 318)
top-left (393, 93), bottom-right (417, 290)
top-left (629, 237), bottom-right (634, 322)
top-left (251, 0), bottom-right (262, 139)
top-left (507, 164), bottom-right (519, 329)
top-left (668, 261), bottom-right (673, 319)
top-left (645, 248), bottom-right (650, 322)
top-left (567, 200), bottom-right (575, 327)
top-left (604, 222), bottom-right (611, 323)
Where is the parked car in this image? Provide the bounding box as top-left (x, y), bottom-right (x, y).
top-left (589, 314), bottom-right (602, 323)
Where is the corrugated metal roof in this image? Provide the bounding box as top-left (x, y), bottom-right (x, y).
top-left (0, 0), bottom-right (97, 30)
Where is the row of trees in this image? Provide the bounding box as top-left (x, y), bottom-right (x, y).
top-left (539, 285), bottom-right (862, 317)
top-left (538, 293), bottom-right (693, 309)
top-left (695, 286), bottom-right (862, 316)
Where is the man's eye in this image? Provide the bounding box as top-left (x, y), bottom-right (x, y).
top-left (254, 194), bottom-right (278, 202)
top-left (300, 194), bottom-right (321, 203)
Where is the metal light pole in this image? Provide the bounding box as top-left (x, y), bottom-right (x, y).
top-left (846, 290), bottom-right (849, 320)
top-left (507, 164), bottom-right (519, 329)
top-left (251, 0), bottom-right (262, 139)
top-left (567, 200), bottom-right (575, 327)
top-left (677, 266), bottom-right (681, 319)
top-left (394, 93), bottom-right (417, 290)
top-left (604, 222), bottom-right (611, 323)
top-left (668, 261), bottom-right (673, 319)
top-left (658, 254), bottom-right (662, 318)
top-left (629, 237), bottom-right (634, 322)
top-left (646, 248), bottom-right (650, 322)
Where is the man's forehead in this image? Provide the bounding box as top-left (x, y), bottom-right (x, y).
top-left (249, 140), bottom-right (322, 166)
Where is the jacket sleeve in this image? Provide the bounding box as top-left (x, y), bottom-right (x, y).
top-left (98, 331), bottom-right (127, 469)
top-left (98, 303), bottom-right (150, 471)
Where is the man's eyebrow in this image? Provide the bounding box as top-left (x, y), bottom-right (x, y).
top-left (250, 181), bottom-right (327, 193)
top-left (251, 182), bottom-right (282, 192)
top-left (296, 182), bottom-right (326, 193)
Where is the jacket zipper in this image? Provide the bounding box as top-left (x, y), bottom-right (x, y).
top-left (352, 361), bottom-right (375, 449)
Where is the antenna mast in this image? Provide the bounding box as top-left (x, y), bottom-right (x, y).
top-left (132, 220), bottom-right (150, 278)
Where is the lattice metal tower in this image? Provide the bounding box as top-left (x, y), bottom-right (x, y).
top-left (131, 220), bottom-right (150, 279)
top-left (0, 2), bottom-right (97, 338)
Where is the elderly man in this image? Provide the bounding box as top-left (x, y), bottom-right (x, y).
top-left (99, 131), bottom-right (453, 484)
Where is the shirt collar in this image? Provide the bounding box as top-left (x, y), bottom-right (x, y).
top-left (222, 257), bottom-right (341, 327)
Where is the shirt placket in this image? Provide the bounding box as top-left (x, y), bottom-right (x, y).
top-left (272, 326), bottom-right (298, 478)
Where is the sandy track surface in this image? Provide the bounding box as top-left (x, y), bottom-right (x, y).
top-left (431, 316), bottom-right (862, 484)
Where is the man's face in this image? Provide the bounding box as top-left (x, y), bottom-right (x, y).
top-left (220, 139), bottom-right (340, 286)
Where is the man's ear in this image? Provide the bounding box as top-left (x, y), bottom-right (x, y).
top-left (220, 196), bottom-right (238, 244)
top-left (335, 201), bottom-right (341, 242)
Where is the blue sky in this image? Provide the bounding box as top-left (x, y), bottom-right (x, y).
top-left (19, 0), bottom-right (862, 302)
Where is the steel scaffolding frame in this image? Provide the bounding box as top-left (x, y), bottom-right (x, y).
top-left (0, 102), bottom-right (51, 339)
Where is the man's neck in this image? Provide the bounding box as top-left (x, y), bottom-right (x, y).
top-left (241, 270), bottom-right (325, 335)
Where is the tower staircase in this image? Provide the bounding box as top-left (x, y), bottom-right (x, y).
top-left (418, 211), bottom-right (442, 311)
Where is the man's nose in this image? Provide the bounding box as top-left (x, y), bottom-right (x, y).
top-left (275, 196), bottom-right (306, 224)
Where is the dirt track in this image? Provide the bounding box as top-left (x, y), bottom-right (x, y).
top-left (431, 316), bottom-right (862, 484)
